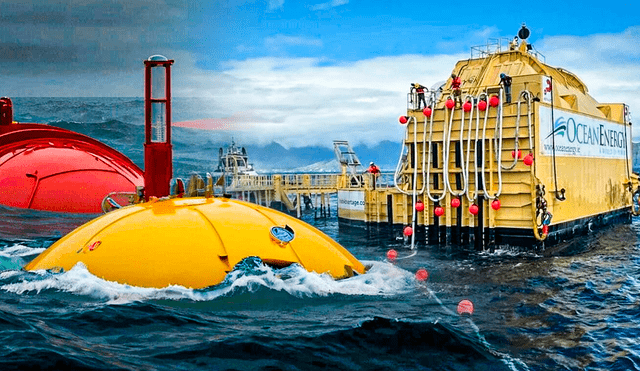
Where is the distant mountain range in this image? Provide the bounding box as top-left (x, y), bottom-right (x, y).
top-left (203, 139), bottom-right (640, 175)
top-left (242, 140), bottom-right (400, 173)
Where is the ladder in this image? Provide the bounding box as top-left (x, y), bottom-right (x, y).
top-left (333, 140), bottom-right (364, 178)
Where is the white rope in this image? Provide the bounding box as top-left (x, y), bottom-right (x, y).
top-left (443, 95), bottom-right (457, 196)
top-left (425, 96), bottom-right (447, 203)
top-left (464, 94), bottom-right (480, 202)
top-left (393, 116), bottom-right (420, 250)
top-left (480, 89), bottom-right (504, 199)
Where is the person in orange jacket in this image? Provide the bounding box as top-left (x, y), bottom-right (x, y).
top-left (367, 162), bottom-right (380, 189)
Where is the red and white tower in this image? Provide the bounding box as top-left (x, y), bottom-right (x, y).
top-left (143, 55), bottom-right (174, 200)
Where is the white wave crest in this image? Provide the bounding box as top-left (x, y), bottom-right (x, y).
top-left (0, 243), bottom-right (46, 257)
top-left (1, 260), bottom-right (418, 303)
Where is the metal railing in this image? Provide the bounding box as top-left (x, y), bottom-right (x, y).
top-left (220, 172), bottom-right (397, 193)
top-left (470, 38), bottom-right (545, 63)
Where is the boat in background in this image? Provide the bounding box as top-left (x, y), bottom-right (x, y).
top-left (0, 97), bottom-right (144, 214)
top-left (215, 139), bottom-right (258, 176)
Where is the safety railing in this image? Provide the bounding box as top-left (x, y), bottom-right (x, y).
top-left (219, 172), bottom-right (396, 192)
top-left (470, 37), bottom-right (545, 62)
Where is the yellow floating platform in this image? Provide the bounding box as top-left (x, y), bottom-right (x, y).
top-left (24, 197), bottom-right (365, 289)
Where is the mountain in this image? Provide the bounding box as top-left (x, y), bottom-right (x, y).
top-left (242, 140), bottom-right (399, 173)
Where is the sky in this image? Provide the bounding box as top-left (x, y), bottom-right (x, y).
top-left (2, 0), bottom-right (640, 147)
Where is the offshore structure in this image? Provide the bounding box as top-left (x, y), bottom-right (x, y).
top-left (337, 25), bottom-right (639, 249)
top-left (26, 55), bottom-right (366, 289)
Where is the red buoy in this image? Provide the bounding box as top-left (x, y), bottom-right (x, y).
top-left (469, 204), bottom-right (479, 215)
top-left (415, 200), bottom-right (424, 212)
top-left (463, 101), bottom-right (472, 112)
top-left (386, 249), bottom-right (398, 261)
top-left (434, 206), bottom-right (444, 217)
top-left (478, 100), bottom-right (487, 111)
top-left (423, 107), bottom-right (432, 117)
top-left (399, 116), bottom-right (408, 124)
top-left (0, 123), bottom-right (144, 214)
top-left (457, 299), bottom-right (474, 315)
top-left (523, 153), bottom-right (534, 166)
top-left (403, 226), bottom-right (413, 236)
top-left (415, 268), bottom-right (429, 281)
top-left (489, 95), bottom-right (499, 107)
top-left (451, 198), bottom-right (461, 208)
top-left (512, 149), bottom-right (522, 159)
top-left (542, 225), bottom-right (549, 235)
top-left (491, 199), bottom-right (501, 210)
top-left (445, 99), bottom-right (455, 109)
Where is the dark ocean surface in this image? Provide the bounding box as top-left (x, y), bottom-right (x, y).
top-left (1, 97), bottom-right (639, 370)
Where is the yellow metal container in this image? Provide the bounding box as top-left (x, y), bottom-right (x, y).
top-left (337, 36), bottom-right (639, 249)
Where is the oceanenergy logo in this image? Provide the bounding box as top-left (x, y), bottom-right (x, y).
top-left (545, 117), bottom-right (624, 147)
top-left (541, 106), bottom-right (627, 159)
top-left (545, 117), bottom-right (567, 139)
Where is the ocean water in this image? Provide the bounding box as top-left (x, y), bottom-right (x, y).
top-left (1, 97), bottom-right (640, 370)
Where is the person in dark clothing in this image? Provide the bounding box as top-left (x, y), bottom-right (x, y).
top-left (414, 83), bottom-right (427, 110)
top-left (451, 74), bottom-right (462, 106)
top-left (500, 73), bottom-right (513, 103)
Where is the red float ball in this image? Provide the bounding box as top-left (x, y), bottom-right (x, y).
top-left (423, 107), bottom-right (432, 117)
top-left (434, 206), bottom-right (444, 217)
top-left (399, 115), bottom-right (408, 124)
top-left (463, 101), bottom-right (472, 112)
top-left (478, 100), bottom-right (487, 111)
top-left (491, 199), bottom-right (501, 210)
top-left (489, 95), bottom-right (500, 107)
top-left (445, 99), bottom-right (455, 109)
top-left (512, 149), bottom-right (522, 159)
top-left (403, 226), bottom-right (413, 236)
top-left (523, 153), bottom-right (534, 166)
top-left (451, 198), bottom-right (461, 208)
top-left (386, 249), bottom-right (398, 261)
top-left (457, 299), bottom-right (474, 315)
top-left (415, 268), bottom-right (429, 281)
top-left (415, 201), bottom-right (424, 212)
top-left (469, 204), bottom-right (479, 215)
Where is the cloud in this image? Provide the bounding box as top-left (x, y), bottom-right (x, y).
top-left (170, 28), bottom-right (640, 147)
top-left (264, 35), bottom-right (323, 51)
top-left (0, 0), bottom-right (200, 74)
top-left (310, 0), bottom-right (348, 11)
top-left (3, 9), bottom-right (640, 148)
top-left (174, 54), bottom-right (464, 148)
top-left (267, 0), bottom-right (285, 11)
top-left (538, 27), bottom-right (640, 137)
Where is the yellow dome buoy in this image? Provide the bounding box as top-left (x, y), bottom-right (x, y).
top-left (24, 197), bottom-right (366, 289)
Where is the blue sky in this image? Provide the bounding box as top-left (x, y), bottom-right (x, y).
top-left (195, 1), bottom-right (634, 68)
top-left (2, 0), bottom-right (639, 146)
